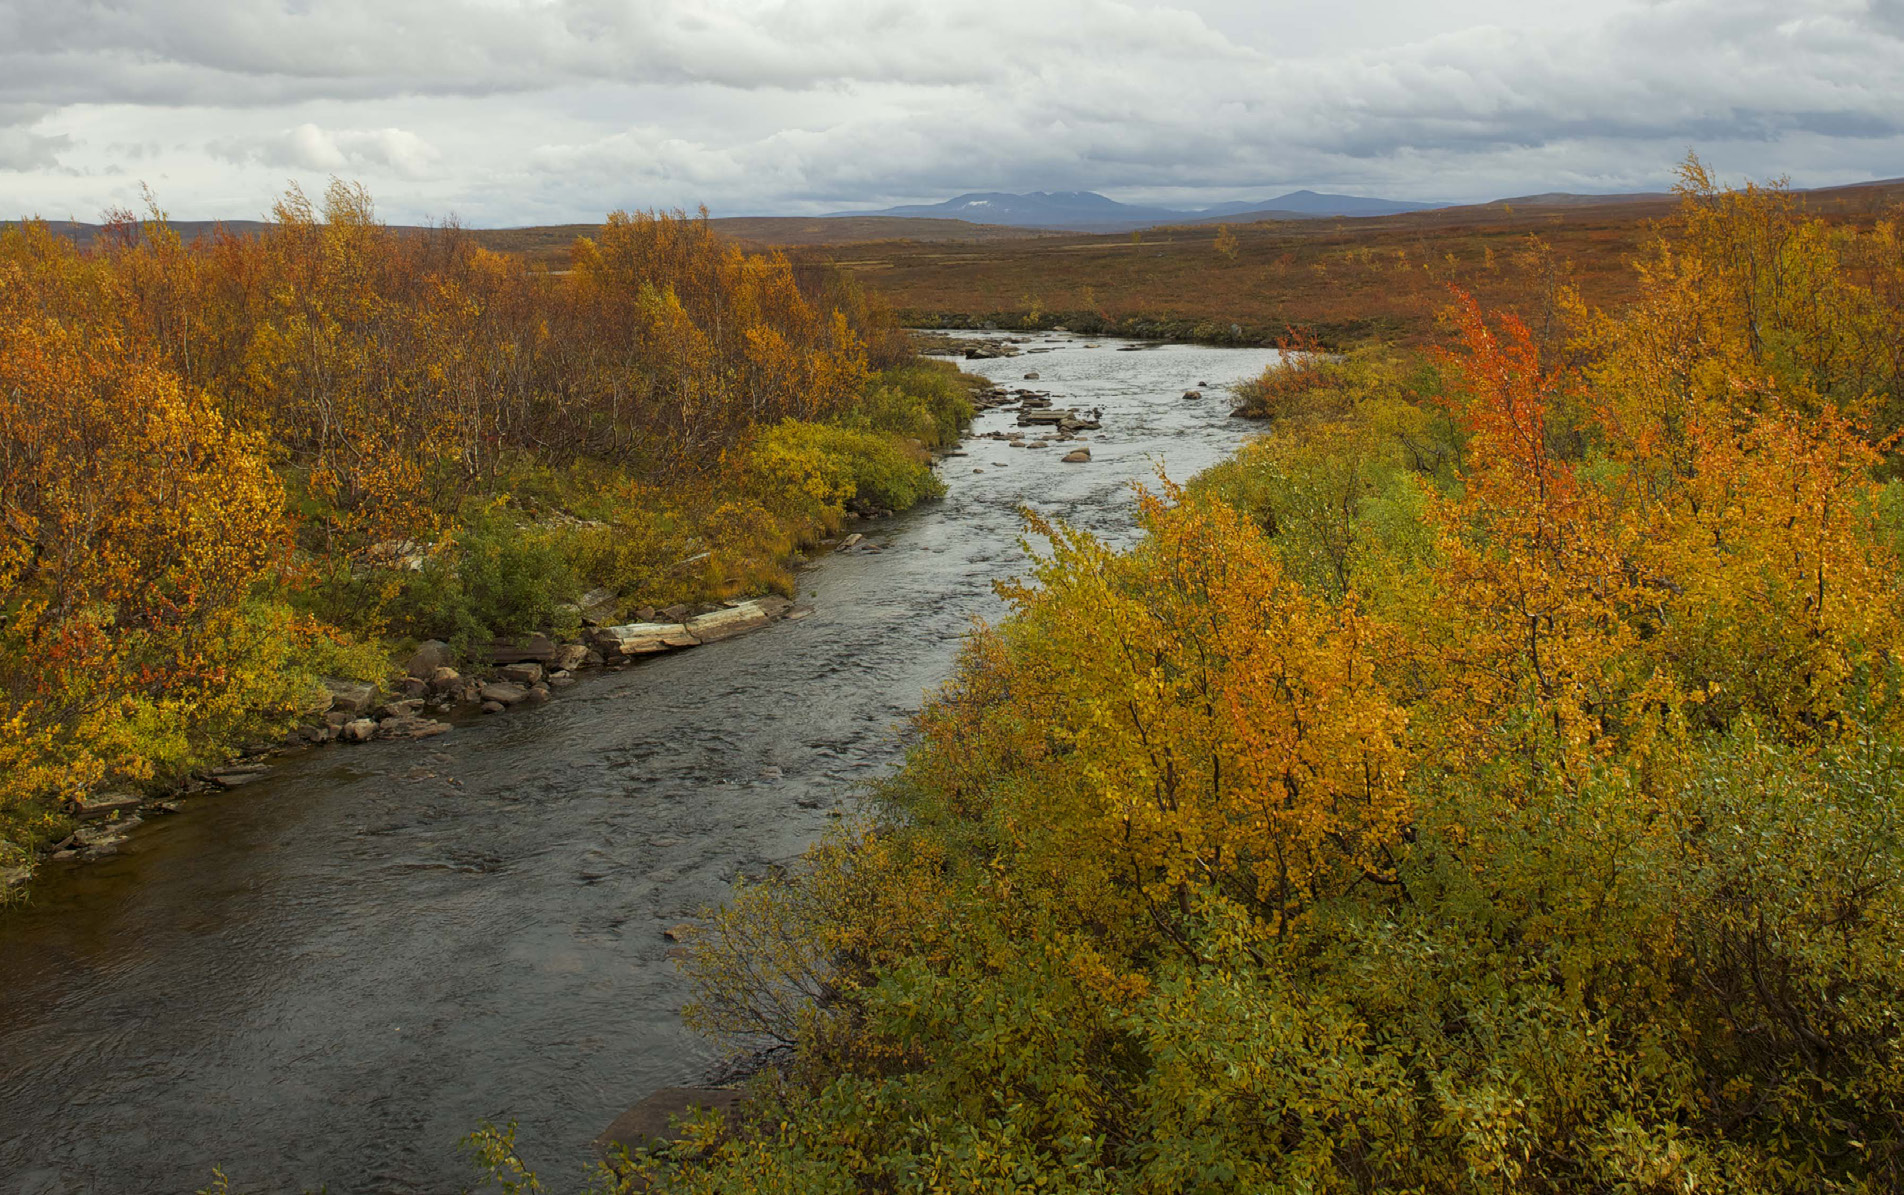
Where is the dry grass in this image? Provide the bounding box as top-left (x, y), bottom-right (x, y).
top-left (472, 215), bottom-right (1049, 269)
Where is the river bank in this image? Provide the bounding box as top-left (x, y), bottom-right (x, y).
top-left (0, 332), bottom-right (1291, 1194)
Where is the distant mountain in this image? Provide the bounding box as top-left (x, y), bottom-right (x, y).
top-left (830, 189), bottom-right (1438, 231)
top-left (831, 191), bottom-right (1188, 231)
top-left (1249, 190), bottom-right (1434, 217)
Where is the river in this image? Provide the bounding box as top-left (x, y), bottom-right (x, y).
top-left (0, 333), bottom-right (1285, 1194)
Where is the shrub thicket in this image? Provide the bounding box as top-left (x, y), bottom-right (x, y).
top-left (0, 188), bottom-right (971, 873)
top-left (594, 166), bottom-right (1904, 1193)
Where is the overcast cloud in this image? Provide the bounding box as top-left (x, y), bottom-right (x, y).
top-left (2, 0), bottom-right (1901, 225)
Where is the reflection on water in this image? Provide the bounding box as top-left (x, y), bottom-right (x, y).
top-left (0, 334), bottom-right (1285, 1194)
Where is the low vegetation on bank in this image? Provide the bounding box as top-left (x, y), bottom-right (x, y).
top-left (0, 187), bottom-right (975, 881)
top-left (553, 168), bottom-right (1904, 1191)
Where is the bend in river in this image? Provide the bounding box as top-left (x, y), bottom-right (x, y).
top-left (0, 333), bottom-right (1286, 1195)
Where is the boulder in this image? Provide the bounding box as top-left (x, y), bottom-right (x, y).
top-left (323, 679), bottom-right (380, 715)
top-left (428, 666), bottom-right (461, 691)
top-left (596, 1087), bottom-right (746, 1157)
top-left (340, 718), bottom-right (378, 743)
top-left (405, 639), bottom-right (454, 678)
top-left (488, 633), bottom-right (559, 665)
top-left (395, 676), bottom-right (430, 699)
top-left (552, 643), bottom-right (590, 673)
top-left (1062, 448), bottom-right (1092, 463)
top-left (497, 662), bottom-right (544, 686)
top-left (73, 791), bottom-right (143, 820)
top-left (481, 701), bottom-right (505, 715)
top-left (1023, 371), bottom-right (1040, 380)
top-left (590, 622), bottom-right (700, 657)
top-left (525, 684), bottom-right (552, 704)
top-left (1182, 389), bottom-right (1203, 400)
top-left (479, 682), bottom-right (531, 707)
top-left (685, 601), bottom-right (774, 644)
top-left (380, 699), bottom-right (425, 720)
top-left (578, 588), bottom-right (618, 626)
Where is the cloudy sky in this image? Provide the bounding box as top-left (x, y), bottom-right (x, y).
top-left (3, 0), bottom-right (1901, 226)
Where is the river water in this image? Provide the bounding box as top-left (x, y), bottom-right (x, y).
top-left (0, 333), bottom-right (1284, 1195)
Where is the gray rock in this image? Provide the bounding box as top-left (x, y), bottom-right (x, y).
top-left (341, 718), bottom-right (378, 743)
top-left (498, 662), bottom-right (543, 686)
top-left (685, 601), bottom-right (774, 644)
top-left (596, 1087), bottom-right (745, 1156)
top-left (428, 666), bottom-right (461, 691)
top-left (405, 639), bottom-right (454, 678)
top-left (323, 679), bottom-right (380, 715)
top-left (381, 699), bottom-right (425, 720)
top-left (525, 684), bottom-right (551, 704)
top-left (488, 633), bottom-right (558, 665)
top-left (578, 587), bottom-right (618, 625)
top-left (72, 792), bottom-right (143, 820)
top-left (395, 676), bottom-right (430, 699)
top-left (479, 682), bottom-right (531, 706)
top-left (590, 622), bottom-right (699, 657)
top-left (552, 643), bottom-right (590, 673)
top-left (481, 700), bottom-right (505, 714)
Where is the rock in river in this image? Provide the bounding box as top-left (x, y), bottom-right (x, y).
top-left (479, 681), bottom-right (531, 707)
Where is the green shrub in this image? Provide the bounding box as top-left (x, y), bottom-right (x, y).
top-left (848, 361), bottom-right (976, 449)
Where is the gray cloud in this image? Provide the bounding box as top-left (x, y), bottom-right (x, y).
top-left (3, 0), bottom-right (1901, 223)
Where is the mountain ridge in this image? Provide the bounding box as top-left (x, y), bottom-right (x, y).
top-left (826, 188), bottom-right (1438, 230)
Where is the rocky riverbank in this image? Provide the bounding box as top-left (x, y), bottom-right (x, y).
top-left (14, 591), bottom-right (832, 877)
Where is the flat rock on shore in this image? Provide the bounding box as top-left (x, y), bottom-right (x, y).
top-left (596, 1086), bottom-right (746, 1155)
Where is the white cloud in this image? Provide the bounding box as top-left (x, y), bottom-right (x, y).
top-left (210, 123), bottom-right (442, 178)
